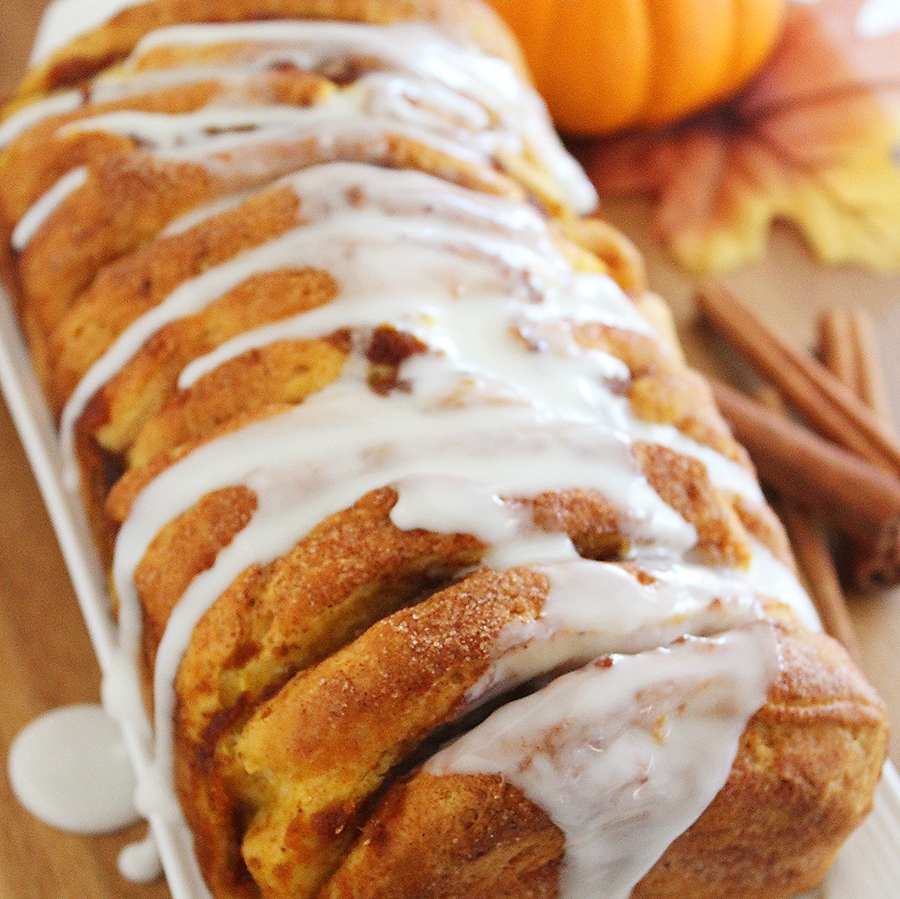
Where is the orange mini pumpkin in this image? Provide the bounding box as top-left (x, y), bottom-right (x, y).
top-left (487, 0), bottom-right (787, 135)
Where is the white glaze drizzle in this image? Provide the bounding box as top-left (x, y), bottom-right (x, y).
top-left (57, 162), bottom-right (630, 476)
top-left (0, 89), bottom-right (82, 148)
top-left (118, 834), bottom-right (164, 884)
top-left (0, 65), bottom-right (284, 154)
top-left (58, 162), bottom-right (760, 509)
top-left (427, 625), bottom-right (779, 899)
top-left (463, 558), bottom-right (769, 706)
top-left (58, 77), bottom-right (395, 148)
top-left (10, 166), bottom-right (87, 252)
top-left (124, 20), bottom-right (595, 209)
top-left (61, 71), bottom-right (507, 161)
top-left (111, 367), bottom-right (700, 763)
top-left (0, 63), bottom-right (307, 150)
top-left (59, 103), bottom-right (354, 150)
top-left (48, 165), bottom-right (802, 877)
top-left (15, 108), bottom-right (502, 256)
top-left (10, 8), bottom-right (821, 899)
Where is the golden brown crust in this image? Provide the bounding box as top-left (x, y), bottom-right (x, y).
top-left (80, 267), bottom-right (339, 455)
top-left (633, 441), bottom-right (753, 568)
top-left (46, 182), bottom-right (305, 409)
top-left (732, 493), bottom-right (797, 570)
top-left (315, 620), bottom-right (888, 899)
top-left (230, 565), bottom-right (551, 899)
top-left (126, 337), bottom-right (350, 467)
top-left (571, 319), bottom-right (752, 468)
top-left (321, 772), bottom-right (563, 899)
top-left (2, 3), bottom-right (890, 898)
top-left (135, 485), bottom-right (259, 663)
top-left (173, 487), bottom-right (486, 899)
top-left (19, 150), bottom-right (216, 339)
top-left (560, 214), bottom-right (646, 295)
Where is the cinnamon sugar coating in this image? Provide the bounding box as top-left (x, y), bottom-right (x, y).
top-left (317, 617), bottom-right (887, 899)
top-left (1, 2), bottom-right (889, 899)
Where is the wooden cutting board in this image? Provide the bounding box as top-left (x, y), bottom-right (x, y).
top-left (1, 4), bottom-right (898, 899)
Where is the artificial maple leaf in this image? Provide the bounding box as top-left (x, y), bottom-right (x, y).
top-left (575, 0), bottom-right (900, 274)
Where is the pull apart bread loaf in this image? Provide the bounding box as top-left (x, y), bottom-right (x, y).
top-left (0, 2), bottom-right (889, 898)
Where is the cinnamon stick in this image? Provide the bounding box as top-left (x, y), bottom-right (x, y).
top-left (819, 307), bottom-right (896, 435)
top-left (820, 307), bottom-right (900, 588)
top-left (697, 284), bottom-right (900, 475)
top-left (710, 379), bottom-right (900, 571)
top-left (755, 386), bottom-right (863, 663)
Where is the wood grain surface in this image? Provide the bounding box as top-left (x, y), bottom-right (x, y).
top-left (0, 3), bottom-right (898, 899)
